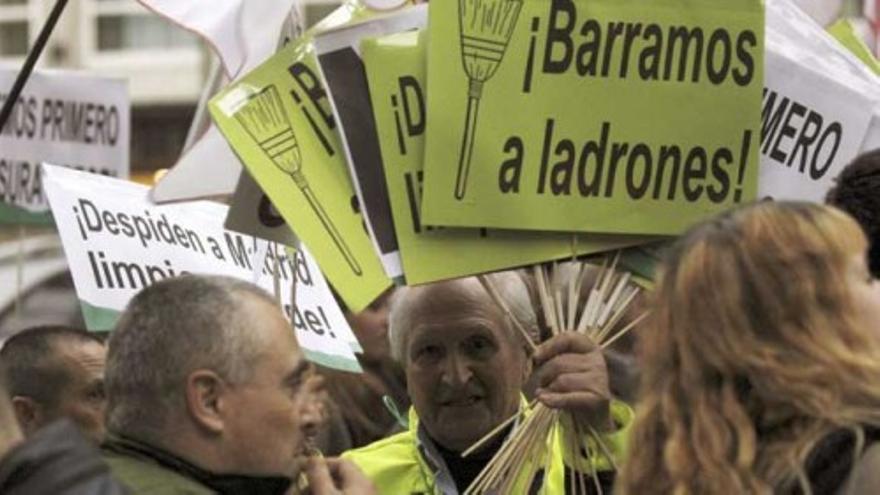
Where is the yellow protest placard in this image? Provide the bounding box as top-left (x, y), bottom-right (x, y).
top-left (421, 0), bottom-right (764, 235)
top-left (363, 30), bottom-right (651, 284)
top-left (210, 17), bottom-right (391, 312)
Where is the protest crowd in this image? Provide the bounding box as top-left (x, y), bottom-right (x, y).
top-left (4, 0), bottom-right (880, 494)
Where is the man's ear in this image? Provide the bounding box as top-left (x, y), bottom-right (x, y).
top-left (11, 396), bottom-right (44, 435)
top-left (185, 370), bottom-right (227, 434)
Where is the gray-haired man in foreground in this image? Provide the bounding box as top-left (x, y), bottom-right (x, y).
top-left (102, 274), bottom-right (375, 494)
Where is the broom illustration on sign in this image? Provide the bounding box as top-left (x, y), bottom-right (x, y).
top-left (454, 0), bottom-right (523, 200)
top-left (236, 85), bottom-right (363, 276)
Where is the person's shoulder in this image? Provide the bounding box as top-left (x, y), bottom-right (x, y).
top-left (0, 421), bottom-right (128, 495)
top-left (102, 447), bottom-right (215, 495)
top-left (342, 429), bottom-right (413, 460)
top-left (341, 430), bottom-right (428, 493)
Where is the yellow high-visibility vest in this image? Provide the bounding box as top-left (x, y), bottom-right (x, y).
top-left (343, 398), bottom-right (633, 494)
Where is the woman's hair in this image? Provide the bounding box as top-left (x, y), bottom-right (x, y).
top-left (619, 201), bottom-right (880, 494)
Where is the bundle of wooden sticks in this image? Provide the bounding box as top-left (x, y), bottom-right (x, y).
top-left (466, 253), bottom-right (649, 494)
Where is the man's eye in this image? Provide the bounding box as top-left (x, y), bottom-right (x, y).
top-left (288, 375), bottom-right (310, 394)
top-left (415, 345), bottom-right (441, 360)
top-left (466, 336), bottom-right (494, 356)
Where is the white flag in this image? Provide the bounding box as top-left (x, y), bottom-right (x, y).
top-left (136, 0), bottom-right (301, 79)
top-left (147, 0), bottom-right (415, 204)
top-left (142, 0), bottom-right (304, 202)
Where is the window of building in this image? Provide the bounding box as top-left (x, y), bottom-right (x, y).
top-left (97, 14), bottom-right (197, 51)
top-left (77, 0), bottom-right (206, 103)
top-left (0, 0), bottom-right (29, 57)
top-left (85, 0), bottom-right (198, 54)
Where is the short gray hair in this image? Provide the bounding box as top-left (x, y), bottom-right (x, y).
top-left (106, 274), bottom-right (278, 437)
top-left (0, 326), bottom-right (102, 409)
top-left (388, 270), bottom-right (538, 362)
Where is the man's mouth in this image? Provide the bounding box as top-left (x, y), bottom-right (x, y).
top-left (294, 439), bottom-right (320, 458)
top-left (440, 394), bottom-right (484, 408)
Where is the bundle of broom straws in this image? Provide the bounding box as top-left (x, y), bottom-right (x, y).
top-left (465, 252), bottom-right (649, 494)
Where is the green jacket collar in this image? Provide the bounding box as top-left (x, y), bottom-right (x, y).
top-left (102, 433), bottom-right (292, 495)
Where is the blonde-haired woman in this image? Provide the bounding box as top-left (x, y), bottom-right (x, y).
top-left (618, 201), bottom-right (880, 494)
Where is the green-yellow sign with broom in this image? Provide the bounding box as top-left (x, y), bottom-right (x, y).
top-left (362, 29), bottom-right (651, 284)
top-left (454, 0), bottom-right (523, 200)
top-left (235, 85), bottom-right (363, 276)
top-left (209, 15), bottom-right (391, 313)
top-left (422, 0), bottom-right (765, 236)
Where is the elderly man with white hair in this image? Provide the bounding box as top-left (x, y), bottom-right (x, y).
top-left (343, 271), bottom-right (633, 494)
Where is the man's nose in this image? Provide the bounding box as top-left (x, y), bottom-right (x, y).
top-left (441, 352), bottom-right (473, 387)
top-left (299, 398), bottom-right (324, 437)
top-left (299, 377), bottom-right (327, 432)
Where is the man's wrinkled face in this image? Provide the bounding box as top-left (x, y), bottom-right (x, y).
top-left (404, 280), bottom-right (528, 452)
top-left (52, 340), bottom-right (107, 443)
top-left (223, 297), bottom-right (324, 478)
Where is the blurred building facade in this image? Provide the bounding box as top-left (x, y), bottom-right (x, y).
top-left (0, 0), bottom-right (342, 336)
top-left (0, 0), bottom-right (343, 177)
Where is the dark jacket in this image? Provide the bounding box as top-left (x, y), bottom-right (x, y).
top-left (0, 419), bottom-right (128, 495)
top-left (102, 433), bottom-right (292, 495)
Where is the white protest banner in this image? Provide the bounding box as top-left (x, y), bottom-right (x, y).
top-left (759, 50), bottom-right (874, 201)
top-left (764, 0), bottom-right (880, 196)
top-left (42, 164), bottom-right (362, 372)
top-left (860, 116), bottom-right (880, 153)
top-left (314, 4), bottom-right (428, 279)
top-left (0, 69), bottom-right (129, 224)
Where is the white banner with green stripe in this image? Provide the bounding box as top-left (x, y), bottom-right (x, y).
top-left (42, 164), bottom-right (362, 372)
top-left (1, 69), bottom-right (130, 225)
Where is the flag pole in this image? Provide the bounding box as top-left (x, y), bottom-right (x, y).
top-left (0, 0), bottom-right (70, 132)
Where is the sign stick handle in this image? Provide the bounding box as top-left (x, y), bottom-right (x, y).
top-left (454, 95), bottom-right (480, 200)
top-left (0, 0), bottom-right (70, 131)
top-left (300, 185), bottom-right (363, 276)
